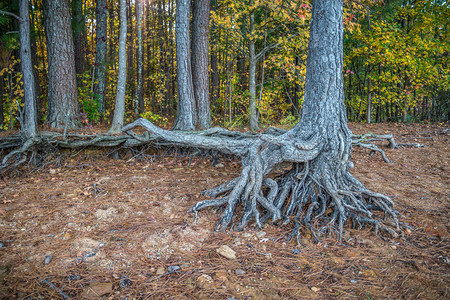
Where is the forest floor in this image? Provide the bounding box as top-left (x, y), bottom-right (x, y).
top-left (0, 122), bottom-right (448, 299)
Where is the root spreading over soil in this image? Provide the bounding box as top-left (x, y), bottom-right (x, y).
top-left (0, 123), bottom-right (449, 299)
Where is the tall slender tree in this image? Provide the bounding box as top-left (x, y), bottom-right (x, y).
top-left (192, 0), bottom-right (211, 129)
top-left (19, 0), bottom-right (37, 137)
top-left (173, 0), bottom-right (196, 130)
top-left (109, 0), bottom-right (127, 134)
top-left (71, 0), bottom-right (85, 81)
top-left (43, 0), bottom-right (78, 128)
top-left (248, 5), bottom-right (259, 131)
top-left (93, 0), bottom-right (108, 115)
top-left (134, 0), bottom-right (144, 116)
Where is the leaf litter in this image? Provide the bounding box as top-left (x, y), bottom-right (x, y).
top-left (0, 123), bottom-right (448, 299)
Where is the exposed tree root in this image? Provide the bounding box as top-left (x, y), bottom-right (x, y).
top-left (189, 143), bottom-right (399, 242)
top-left (0, 119), bottom-right (402, 241)
top-left (122, 118), bottom-right (400, 241)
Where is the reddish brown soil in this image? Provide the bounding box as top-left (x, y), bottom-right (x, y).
top-left (0, 123), bottom-right (448, 299)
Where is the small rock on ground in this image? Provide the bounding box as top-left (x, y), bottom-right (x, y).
top-left (216, 245), bottom-right (236, 260)
top-left (81, 282), bottom-right (113, 299)
top-left (235, 269), bottom-right (246, 275)
top-left (156, 267), bottom-right (165, 275)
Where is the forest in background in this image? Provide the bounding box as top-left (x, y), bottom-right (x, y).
top-left (0, 0), bottom-right (448, 132)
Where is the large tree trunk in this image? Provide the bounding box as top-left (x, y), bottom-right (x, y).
top-left (192, 0), bottom-right (211, 129)
top-left (19, 0), bottom-right (37, 137)
top-left (173, 0), bottom-right (196, 130)
top-left (123, 0), bottom-right (399, 240)
top-left (43, 0), bottom-right (79, 128)
top-left (109, 0), bottom-right (127, 134)
top-left (93, 0), bottom-right (108, 115)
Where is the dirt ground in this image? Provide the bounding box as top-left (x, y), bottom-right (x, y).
top-left (0, 123), bottom-right (448, 299)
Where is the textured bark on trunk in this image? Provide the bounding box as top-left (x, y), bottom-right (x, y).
top-left (108, 0), bottom-right (115, 64)
top-left (248, 10), bottom-right (259, 131)
top-left (135, 0), bottom-right (144, 116)
top-left (43, 0), bottom-right (79, 128)
top-left (192, 0), bottom-right (211, 129)
top-left (123, 0), bottom-right (399, 240)
top-left (72, 0), bottom-right (85, 79)
top-left (109, 0), bottom-right (127, 134)
top-left (93, 0), bottom-right (108, 115)
top-left (173, 0), bottom-right (196, 131)
top-left (126, 0), bottom-right (134, 113)
top-left (210, 0), bottom-right (219, 108)
top-left (19, 0), bottom-right (37, 137)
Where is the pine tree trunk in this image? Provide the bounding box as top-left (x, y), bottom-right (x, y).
top-left (43, 0), bottom-right (79, 128)
top-left (93, 0), bottom-right (108, 115)
top-left (135, 0), bottom-right (144, 116)
top-left (109, 0), bottom-right (127, 134)
top-left (248, 10), bottom-right (259, 131)
top-left (19, 0), bottom-right (37, 137)
top-left (192, 0), bottom-right (211, 129)
top-left (173, 0), bottom-right (196, 130)
top-left (71, 0), bottom-right (85, 81)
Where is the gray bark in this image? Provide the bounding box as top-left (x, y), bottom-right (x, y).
top-left (248, 10), bottom-right (259, 131)
top-left (19, 0), bottom-right (37, 137)
top-left (43, 0), bottom-right (79, 128)
top-left (173, 0), bottom-right (196, 130)
top-left (93, 0), bottom-right (108, 115)
top-left (135, 0), bottom-right (144, 116)
top-left (109, 0), bottom-right (127, 134)
top-left (192, 0), bottom-right (211, 129)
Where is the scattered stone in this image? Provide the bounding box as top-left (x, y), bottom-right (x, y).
top-left (242, 233), bottom-right (253, 238)
top-left (235, 269), bottom-right (246, 275)
top-left (311, 286), bottom-right (321, 292)
top-left (405, 228), bottom-right (412, 235)
top-left (81, 282), bottom-right (113, 299)
top-left (350, 279), bottom-right (358, 283)
top-left (156, 267), bottom-right (165, 275)
top-left (196, 274), bottom-right (213, 289)
top-left (44, 255), bottom-right (53, 265)
top-left (94, 207), bottom-right (118, 221)
top-left (119, 275), bottom-right (132, 289)
top-left (216, 245), bottom-right (236, 260)
top-left (149, 267), bottom-right (156, 273)
top-left (256, 231), bottom-right (266, 238)
top-left (215, 163), bottom-right (225, 168)
top-left (168, 265), bottom-right (180, 273)
top-left (49, 169), bottom-right (56, 175)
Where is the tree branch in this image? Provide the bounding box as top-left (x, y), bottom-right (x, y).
top-left (0, 10), bottom-right (23, 22)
